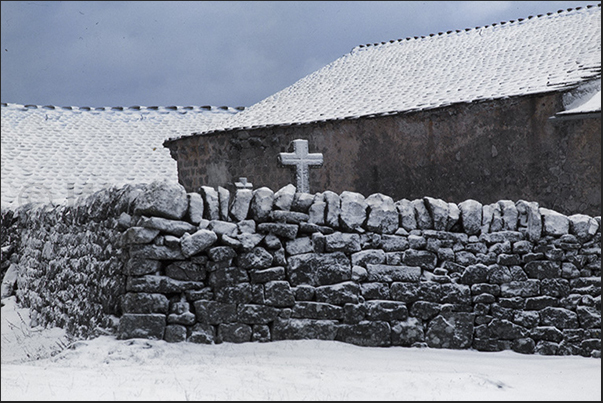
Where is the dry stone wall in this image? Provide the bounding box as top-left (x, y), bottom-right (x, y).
top-left (3, 185), bottom-right (142, 337)
top-left (116, 182), bottom-right (600, 357)
top-left (4, 181), bottom-right (601, 356)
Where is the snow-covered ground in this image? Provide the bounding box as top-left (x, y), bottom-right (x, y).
top-left (1, 297), bottom-right (600, 401)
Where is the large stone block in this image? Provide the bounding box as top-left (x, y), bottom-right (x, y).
top-left (207, 246), bottom-right (237, 262)
top-left (500, 280), bottom-right (540, 298)
top-left (395, 199), bottom-right (417, 231)
top-left (271, 210), bottom-right (310, 224)
top-left (123, 227), bottom-right (160, 245)
top-left (458, 199), bottom-right (482, 235)
top-left (194, 300), bottom-right (237, 325)
top-left (391, 317), bottom-right (425, 346)
top-left (540, 307), bottom-right (579, 329)
top-left (208, 266), bottom-right (249, 288)
top-left (339, 191), bottom-right (367, 231)
top-left (217, 186), bottom-right (231, 222)
top-left (117, 313), bottom-right (166, 340)
top-left (524, 261), bottom-right (561, 279)
top-left (424, 197), bottom-right (449, 231)
top-left (459, 264), bottom-right (490, 284)
top-left (487, 318), bottom-right (529, 339)
top-left (130, 244), bottom-right (185, 260)
top-left (124, 258), bottom-right (162, 276)
top-left (315, 281), bottom-right (360, 305)
top-left (540, 208), bottom-right (569, 236)
top-left (381, 235), bottom-right (409, 252)
top-left (249, 267), bottom-right (286, 283)
top-left (272, 318), bottom-right (338, 341)
top-left (217, 323), bottom-right (252, 343)
top-left (237, 247), bottom-right (274, 269)
top-left (285, 237), bottom-right (314, 256)
top-left (351, 249), bottom-right (386, 267)
top-left (264, 281), bottom-right (295, 307)
top-left (229, 189), bottom-right (253, 222)
top-left (324, 232), bottom-right (361, 253)
top-left (390, 282), bottom-right (421, 303)
top-left (200, 186), bottom-right (220, 221)
top-left (323, 191), bottom-right (341, 228)
top-left (365, 300), bottom-right (408, 321)
top-left (250, 187), bottom-right (275, 222)
top-left (403, 249), bottom-right (437, 270)
top-left (411, 199), bottom-right (433, 229)
top-left (426, 312), bottom-right (474, 349)
top-left (215, 284), bottom-right (254, 304)
top-left (139, 216), bottom-right (197, 236)
top-left (498, 200), bottom-right (518, 231)
top-left (287, 252), bottom-right (351, 286)
top-left (237, 304), bottom-right (280, 324)
top-left (440, 283), bottom-right (471, 305)
top-left (409, 301), bottom-right (441, 321)
top-left (273, 184), bottom-right (296, 211)
top-left (121, 292), bottom-right (169, 314)
top-left (257, 223), bottom-right (299, 240)
top-left (164, 324), bottom-right (187, 343)
top-left (292, 192), bottom-right (315, 213)
top-left (165, 261), bottom-right (206, 282)
top-left (126, 275), bottom-right (204, 293)
top-left (336, 321), bottom-right (391, 347)
top-left (188, 323), bottom-right (215, 344)
top-left (365, 193), bottom-right (398, 234)
top-left (576, 306), bottom-right (601, 329)
top-left (360, 282), bottom-right (390, 300)
top-left (187, 192), bottom-right (204, 225)
top-left (515, 200), bottom-right (541, 242)
top-left (479, 231), bottom-right (523, 244)
top-left (133, 182), bottom-right (188, 220)
top-left (568, 214), bottom-right (599, 241)
top-left (291, 301), bottom-right (343, 320)
top-left (366, 264), bottom-right (421, 283)
top-left (180, 229), bottom-right (218, 258)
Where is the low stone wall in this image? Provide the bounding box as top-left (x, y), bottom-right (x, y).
top-left (116, 182), bottom-right (600, 357)
top-left (6, 185), bottom-right (142, 337)
top-left (5, 181), bottom-right (601, 356)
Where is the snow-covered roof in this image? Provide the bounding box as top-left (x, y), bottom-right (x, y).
top-left (549, 76), bottom-right (601, 120)
top-left (167, 4), bottom-right (601, 142)
top-left (1, 103), bottom-right (242, 209)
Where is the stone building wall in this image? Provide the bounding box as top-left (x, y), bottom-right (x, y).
top-left (5, 182), bottom-right (601, 356)
top-left (165, 91), bottom-right (601, 217)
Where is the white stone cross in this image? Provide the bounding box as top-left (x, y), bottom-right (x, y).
top-left (278, 139), bottom-right (323, 193)
top-left (235, 177), bottom-right (253, 189)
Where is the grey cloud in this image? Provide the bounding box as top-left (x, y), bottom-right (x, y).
top-left (1, 1), bottom-right (591, 108)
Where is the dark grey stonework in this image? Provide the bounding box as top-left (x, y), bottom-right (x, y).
top-left (6, 181), bottom-right (599, 357)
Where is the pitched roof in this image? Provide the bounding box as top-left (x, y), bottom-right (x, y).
top-left (166, 3), bottom-right (601, 142)
top-left (1, 103), bottom-right (242, 209)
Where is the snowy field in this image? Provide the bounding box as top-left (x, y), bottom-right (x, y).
top-left (1, 296), bottom-right (600, 401)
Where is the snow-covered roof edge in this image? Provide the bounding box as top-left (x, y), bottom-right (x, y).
top-left (1, 102), bottom-right (245, 114)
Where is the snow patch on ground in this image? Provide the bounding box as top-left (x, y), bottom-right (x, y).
top-left (1, 297), bottom-right (600, 401)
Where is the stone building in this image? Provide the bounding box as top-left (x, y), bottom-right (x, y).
top-left (164, 4), bottom-right (601, 216)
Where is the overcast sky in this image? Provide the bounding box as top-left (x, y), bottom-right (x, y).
top-left (1, 1), bottom-right (594, 108)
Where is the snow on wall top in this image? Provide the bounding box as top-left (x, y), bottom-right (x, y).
top-left (1, 103), bottom-right (242, 209)
top-left (167, 4), bottom-right (601, 142)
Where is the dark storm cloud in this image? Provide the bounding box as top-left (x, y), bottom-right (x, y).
top-left (1, 1), bottom-right (592, 108)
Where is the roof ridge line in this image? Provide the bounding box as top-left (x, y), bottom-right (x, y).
top-left (352, 3), bottom-right (601, 52)
top-left (0, 102), bottom-right (245, 112)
